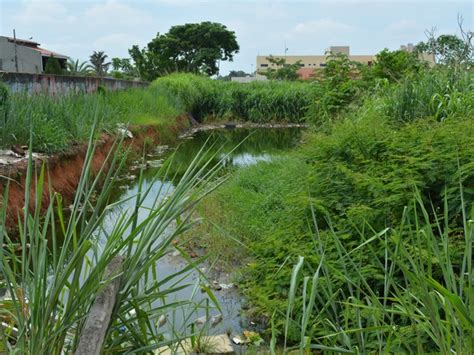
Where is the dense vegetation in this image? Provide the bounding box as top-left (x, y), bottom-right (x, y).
top-left (1, 37), bottom-right (473, 352)
top-left (192, 67), bottom-right (474, 352)
top-left (0, 86), bottom-right (180, 153)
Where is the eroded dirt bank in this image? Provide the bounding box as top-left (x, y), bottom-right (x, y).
top-left (0, 115), bottom-right (189, 229)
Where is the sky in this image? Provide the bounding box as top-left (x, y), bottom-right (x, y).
top-left (1, 0), bottom-right (472, 75)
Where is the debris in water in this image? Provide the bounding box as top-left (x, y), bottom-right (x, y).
top-left (210, 313), bottom-right (223, 327)
top-left (158, 314), bottom-right (167, 327)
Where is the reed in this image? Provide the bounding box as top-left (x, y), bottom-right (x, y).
top-left (0, 125), bottom-right (226, 353)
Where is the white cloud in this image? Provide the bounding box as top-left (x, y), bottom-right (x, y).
top-left (385, 19), bottom-right (420, 34)
top-left (93, 33), bottom-right (143, 53)
top-left (14, 0), bottom-right (77, 25)
top-left (85, 0), bottom-right (152, 27)
top-left (285, 18), bottom-right (355, 40)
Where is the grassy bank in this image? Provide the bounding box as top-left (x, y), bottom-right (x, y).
top-left (0, 86), bottom-right (181, 153)
top-left (192, 68), bottom-right (474, 352)
top-left (1, 74), bottom-right (321, 153)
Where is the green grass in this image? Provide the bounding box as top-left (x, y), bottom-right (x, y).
top-left (0, 86), bottom-right (180, 153)
top-left (192, 67), bottom-right (474, 351)
top-left (152, 73), bottom-right (321, 123)
top-left (0, 128), bottom-right (227, 353)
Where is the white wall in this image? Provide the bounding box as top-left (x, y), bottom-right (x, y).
top-left (0, 37), bottom-right (43, 73)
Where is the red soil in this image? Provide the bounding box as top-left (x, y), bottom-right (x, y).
top-left (0, 115), bottom-right (189, 229)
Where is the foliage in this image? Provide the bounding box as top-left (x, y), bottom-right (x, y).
top-left (259, 56), bottom-right (302, 81)
top-left (280, 195), bottom-right (473, 353)
top-left (90, 51), bottom-right (111, 77)
top-left (152, 73), bottom-right (320, 123)
top-left (384, 69), bottom-right (474, 122)
top-left (307, 52), bottom-right (364, 124)
top-left (111, 57), bottom-right (138, 79)
top-left (129, 22), bottom-right (239, 80)
top-left (195, 67), bottom-right (474, 350)
top-left (44, 55), bottom-right (63, 75)
top-left (0, 87), bottom-right (180, 153)
top-left (416, 33), bottom-right (473, 66)
top-left (66, 59), bottom-right (92, 75)
top-left (371, 48), bottom-right (426, 81)
top-left (0, 132), bottom-right (225, 353)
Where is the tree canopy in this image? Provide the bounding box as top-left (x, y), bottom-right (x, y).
top-left (372, 49), bottom-right (425, 82)
top-left (129, 22), bottom-right (239, 81)
top-left (416, 33), bottom-right (473, 66)
top-left (44, 55), bottom-right (63, 75)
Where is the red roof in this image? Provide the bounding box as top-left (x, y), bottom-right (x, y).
top-left (33, 47), bottom-right (69, 59)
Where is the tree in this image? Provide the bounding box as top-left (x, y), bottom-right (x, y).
top-left (44, 55), bottom-right (63, 75)
top-left (415, 17), bottom-right (473, 67)
top-left (129, 22), bottom-right (239, 80)
top-left (259, 56), bottom-right (301, 81)
top-left (89, 51), bottom-right (111, 77)
top-left (111, 57), bottom-right (138, 79)
top-left (66, 58), bottom-right (92, 75)
top-left (371, 49), bottom-right (425, 82)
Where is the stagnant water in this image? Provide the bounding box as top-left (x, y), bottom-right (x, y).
top-left (104, 127), bottom-right (303, 340)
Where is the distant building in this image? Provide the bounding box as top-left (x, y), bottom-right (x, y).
top-left (257, 45), bottom-right (435, 80)
top-left (230, 75), bottom-right (267, 83)
top-left (256, 46), bottom-right (375, 80)
top-left (0, 35), bottom-right (68, 74)
top-left (400, 42), bottom-right (435, 65)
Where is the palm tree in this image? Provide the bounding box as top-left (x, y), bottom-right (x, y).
top-left (66, 58), bottom-right (93, 75)
top-left (89, 51), bottom-right (111, 77)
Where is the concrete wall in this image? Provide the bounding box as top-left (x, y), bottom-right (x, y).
top-left (0, 72), bottom-right (149, 95)
top-left (0, 37), bottom-right (43, 73)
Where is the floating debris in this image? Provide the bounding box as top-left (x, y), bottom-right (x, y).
top-left (147, 159), bottom-right (163, 168)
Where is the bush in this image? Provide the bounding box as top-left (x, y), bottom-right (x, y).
top-left (196, 67), bottom-right (474, 350)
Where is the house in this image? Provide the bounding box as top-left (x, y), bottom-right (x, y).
top-left (0, 35), bottom-right (68, 74)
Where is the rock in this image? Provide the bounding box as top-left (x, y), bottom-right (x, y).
top-left (212, 281), bottom-right (222, 291)
top-left (11, 145), bottom-right (25, 157)
top-left (210, 313), bottom-right (223, 327)
top-left (170, 250), bottom-right (180, 257)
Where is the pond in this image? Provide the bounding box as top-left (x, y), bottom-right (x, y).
top-left (103, 127), bottom-right (303, 341)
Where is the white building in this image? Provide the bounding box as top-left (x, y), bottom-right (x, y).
top-left (0, 36), bottom-right (68, 73)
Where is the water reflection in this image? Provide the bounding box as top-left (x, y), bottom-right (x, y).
top-left (106, 127), bottom-right (303, 337)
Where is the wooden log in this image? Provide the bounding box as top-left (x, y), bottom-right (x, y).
top-left (76, 256), bottom-right (124, 355)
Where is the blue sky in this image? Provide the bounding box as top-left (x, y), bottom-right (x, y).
top-left (1, 0), bottom-right (472, 75)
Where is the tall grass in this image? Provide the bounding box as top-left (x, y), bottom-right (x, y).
top-left (384, 69), bottom-right (474, 123)
top-left (152, 73), bottom-right (321, 123)
top-left (279, 190), bottom-right (473, 353)
top-left (0, 126), bottom-right (226, 353)
top-left (0, 87), bottom-right (180, 153)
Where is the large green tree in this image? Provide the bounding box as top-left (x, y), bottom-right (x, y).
top-left (416, 34), bottom-right (473, 66)
top-left (371, 49), bottom-right (425, 82)
top-left (129, 22), bottom-right (239, 80)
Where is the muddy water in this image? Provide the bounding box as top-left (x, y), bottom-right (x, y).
top-left (105, 127), bottom-right (303, 339)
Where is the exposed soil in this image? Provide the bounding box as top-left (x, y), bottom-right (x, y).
top-left (0, 115), bottom-right (189, 229)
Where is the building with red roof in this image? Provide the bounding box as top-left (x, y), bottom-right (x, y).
top-left (0, 35), bottom-right (69, 73)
